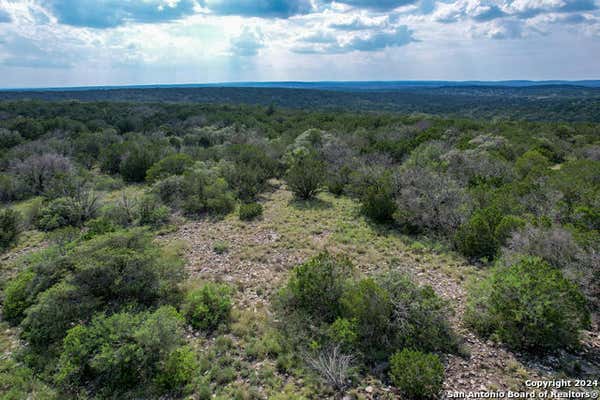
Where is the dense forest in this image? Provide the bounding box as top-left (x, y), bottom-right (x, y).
top-left (2, 84), bottom-right (600, 122)
top-left (0, 95), bottom-right (598, 399)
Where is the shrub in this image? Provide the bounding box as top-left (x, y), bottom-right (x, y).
top-left (328, 318), bottom-right (358, 349)
top-left (0, 208), bottom-right (21, 251)
top-left (9, 153), bottom-right (73, 198)
top-left (182, 282), bottom-right (232, 331)
top-left (465, 257), bottom-right (590, 351)
top-left (455, 208), bottom-right (503, 261)
top-left (212, 241), bottom-right (229, 254)
top-left (83, 217), bottom-right (117, 240)
top-left (35, 198), bottom-right (81, 231)
top-left (239, 202), bottom-right (263, 221)
top-left (389, 349), bottom-right (444, 399)
top-left (138, 195), bottom-right (170, 227)
top-left (279, 252), bottom-right (353, 323)
top-left (285, 149), bottom-right (325, 200)
top-left (56, 306), bottom-right (191, 397)
top-left (304, 345), bottom-right (354, 391)
top-left (152, 175), bottom-right (185, 206)
top-left (146, 153), bottom-right (193, 183)
top-left (18, 230), bottom-right (185, 359)
top-left (360, 175), bottom-right (397, 223)
top-left (3, 270), bottom-right (35, 325)
top-left (203, 178), bottom-right (236, 215)
top-left (394, 168), bottom-right (472, 235)
top-left (494, 215), bottom-right (527, 245)
top-left (119, 141), bottom-right (163, 183)
top-left (340, 278), bottom-right (392, 356)
top-left (380, 272), bottom-right (458, 354)
top-left (515, 149), bottom-right (550, 178)
top-left (155, 345), bottom-right (199, 392)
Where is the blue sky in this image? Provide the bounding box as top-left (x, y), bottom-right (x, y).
top-left (0, 0), bottom-right (598, 87)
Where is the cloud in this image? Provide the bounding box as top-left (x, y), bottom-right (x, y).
top-left (230, 26), bottom-right (264, 56)
top-left (435, 0), bottom-right (597, 23)
top-left (321, 0), bottom-right (419, 11)
top-left (486, 19), bottom-right (523, 38)
top-left (202, 0), bottom-right (313, 18)
top-left (43, 0), bottom-right (197, 28)
top-left (0, 7), bottom-right (12, 23)
top-left (293, 25), bottom-right (416, 53)
top-left (328, 16), bottom-right (394, 30)
top-left (509, 0), bottom-right (597, 17)
top-left (0, 34), bottom-right (73, 68)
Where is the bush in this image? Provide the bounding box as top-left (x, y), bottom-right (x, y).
top-left (515, 149), bottom-right (550, 178)
top-left (152, 175), bottom-right (185, 207)
top-left (17, 230), bottom-right (185, 360)
top-left (138, 195), bottom-right (170, 227)
top-left (146, 153), bottom-right (193, 183)
top-left (340, 278), bottom-right (392, 356)
top-left (35, 198), bottom-right (81, 231)
top-left (279, 252), bottom-right (353, 323)
top-left (494, 215), bottom-right (526, 245)
top-left (239, 202), bottom-right (263, 221)
top-left (389, 349), bottom-right (444, 399)
top-left (455, 208), bottom-right (502, 261)
top-left (3, 270), bottom-right (35, 325)
top-left (465, 257), bottom-right (590, 351)
top-left (285, 149), bottom-right (325, 200)
top-left (155, 345), bottom-right (199, 392)
top-left (56, 306), bottom-right (192, 397)
top-left (360, 175), bottom-right (396, 223)
top-left (182, 282), bottom-right (232, 331)
top-left (83, 217), bottom-right (117, 239)
top-left (380, 272), bottom-right (458, 354)
top-left (0, 208), bottom-right (21, 251)
top-left (394, 168), bottom-right (472, 235)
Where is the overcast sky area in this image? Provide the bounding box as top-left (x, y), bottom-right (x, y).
top-left (0, 0), bottom-right (599, 87)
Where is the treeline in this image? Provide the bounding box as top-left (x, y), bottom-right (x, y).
top-left (1, 85), bottom-right (600, 121)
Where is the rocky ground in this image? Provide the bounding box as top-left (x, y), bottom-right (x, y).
top-left (161, 183), bottom-right (600, 399)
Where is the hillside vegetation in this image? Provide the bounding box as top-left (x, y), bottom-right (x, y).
top-left (0, 99), bottom-right (598, 399)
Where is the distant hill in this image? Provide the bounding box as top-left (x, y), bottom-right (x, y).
top-left (1, 83), bottom-right (599, 122)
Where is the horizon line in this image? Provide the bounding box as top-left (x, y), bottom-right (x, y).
top-left (2, 79), bottom-right (600, 91)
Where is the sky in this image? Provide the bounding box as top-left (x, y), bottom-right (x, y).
top-left (0, 0), bottom-right (598, 88)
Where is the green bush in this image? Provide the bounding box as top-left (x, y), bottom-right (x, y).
top-left (360, 176), bottom-right (397, 223)
top-left (494, 215), bottom-right (526, 244)
top-left (17, 230), bottom-right (185, 361)
top-left (455, 209), bottom-right (500, 260)
top-left (340, 278), bottom-right (392, 355)
top-left (56, 306), bottom-right (192, 397)
top-left (0, 208), bottom-right (21, 251)
top-left (285, 149), bottom-right (325, 200)
top-left (389, 349), bottom-right (444, 399)
top-left (239, 202), bottom-right (263, 221)
top-left (83, 217), bottom-right (117, 239)
top-left (328, 317), bottom-right (358, 349)
top-left (380, 272), bottom-right (459, 354)
top-left (465, 257), bottom-right (590, 351)
top-left (35, 198), bottom-right (81, 231)
top-left (138, 195), bottom-right (170, 227)
top-left (182, 282), bottom-right (232, 331)
top-left (155, 345), bottom-right (199, 392)
top-left (146, 153), bottom-right (193, 183)
top-left (3, 270), bottom-right (35, 324)
top-left (279, 252), bottom-right (353, 323)
top-left (515, 149), bottom-right (550, 178)
top-left (0, 358), bottom-right (58, 400)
